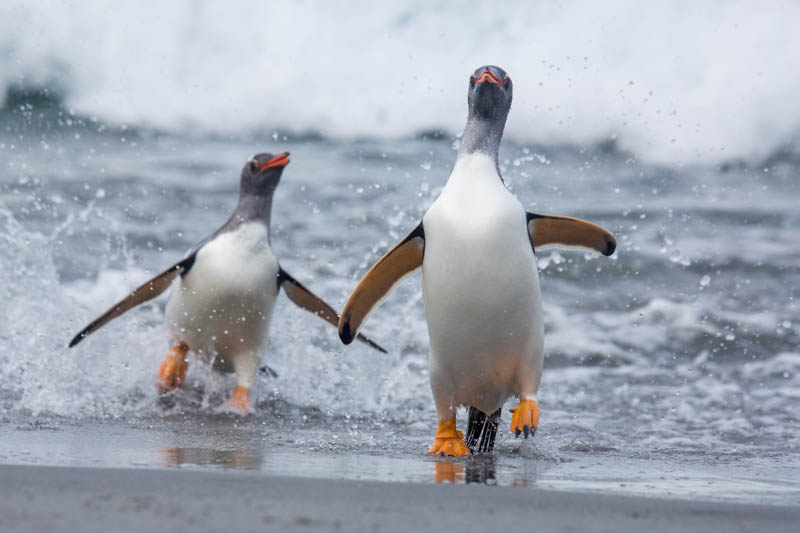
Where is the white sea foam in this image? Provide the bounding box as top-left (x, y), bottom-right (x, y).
top-left (0, 199), bottom-right (430, 419)
top-left (0, 204), bottom-right (163, 417)
top-left (1, 1), bottom-right (799, 163)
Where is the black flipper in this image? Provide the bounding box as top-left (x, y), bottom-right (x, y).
top-left (526, 212), bottom-right (616, 256)
top-left (68, 253), bottom-right (198, 348)
top-left (465, 406), bottom-right (502, 454)
top-left (278, 267), bottom-right (387, 354)
top-left (338, 222), bottom-right (424, 346)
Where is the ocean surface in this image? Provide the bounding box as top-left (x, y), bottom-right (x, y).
top-left (1, 0), bottom-right (799, 505)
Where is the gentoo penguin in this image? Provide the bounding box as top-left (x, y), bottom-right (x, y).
top-left (70, 152), bottom-right (384, 414)
top-left (338, 66), bottom-right (616, 455)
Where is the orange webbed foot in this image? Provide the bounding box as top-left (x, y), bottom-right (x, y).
top-left (509, 399), bottom-right (540, 438)
top-left (222, 385), bottom-right (253, 416)
top-left (426, 418), bottom-right (472, 457)
top-left (156, 342), bottom-right (189, 393)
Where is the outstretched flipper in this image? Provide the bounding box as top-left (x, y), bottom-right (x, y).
top-left (338, 222), bottom-right (425, 345)
top-left (526, 213), bottom-right (616, 256)
top-left (68, 254), bottom-right (198, 347)
top-left (278, 267), bottom-right (386, 354)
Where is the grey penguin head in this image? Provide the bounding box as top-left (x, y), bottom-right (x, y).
top-left (239, 152), bottom-right (290, 198)
top-left (467, 65), bottom-right (513, 121)
top-left (227, 151), bottom-right (290, 227)
top-left (459, 66), bottom-right (513, 161)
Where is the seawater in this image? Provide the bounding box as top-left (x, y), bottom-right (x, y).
top-left (1, 103), bottom-right (798, 501)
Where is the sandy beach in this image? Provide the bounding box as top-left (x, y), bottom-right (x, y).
top-left (2, 463), bottom-right (798, 533)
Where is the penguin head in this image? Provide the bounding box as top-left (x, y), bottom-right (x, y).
top-left (467, 65), bottom-right (513, 120)
top-left (240, 152), bottom-right (290, 196)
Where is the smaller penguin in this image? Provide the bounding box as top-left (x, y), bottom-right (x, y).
top-left (70, 152), bottom-right (385, 414)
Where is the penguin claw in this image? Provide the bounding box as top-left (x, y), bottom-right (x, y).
top-left (510, 399), bottom-right (540, 439)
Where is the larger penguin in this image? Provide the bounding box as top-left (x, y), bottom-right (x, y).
top-left (338, 66), bottom-right (616, 455)
top-left (70, 152), bottom-right (384, 414)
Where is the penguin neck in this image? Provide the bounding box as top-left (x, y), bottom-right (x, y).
top-left (458, 112), bottom-right (506, 165)
top-left (231, 191), bottom-right (274, 231)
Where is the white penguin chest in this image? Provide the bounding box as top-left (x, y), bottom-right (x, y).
top-left (165, 222), bottom-right (280, 352)
top-left (421, 153), bottom-right (544, 410)
top-left (188, 223), bottom-right (278, 294)
top-left (422, 154), bottom-right (537, 297)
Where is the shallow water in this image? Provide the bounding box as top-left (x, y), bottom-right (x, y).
top-left (1, 97), bottom-right (799, 505)
top-left (2, 415), bottom-right (799, 505)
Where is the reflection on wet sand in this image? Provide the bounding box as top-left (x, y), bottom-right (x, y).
top-left (433, 460), bottom-right (464, 483)
top-left (433, 456), bottom-right (497, 485)
top-left (160, 447), bottom-right (262, 470)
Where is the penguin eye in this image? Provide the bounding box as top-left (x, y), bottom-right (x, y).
top-left (469, 75), bottom-right (476, 87)
top-left (249, 160), bottom-right (258, 173)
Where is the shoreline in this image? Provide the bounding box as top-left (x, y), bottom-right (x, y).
top-left (1, 463), bottom-right (798, 533)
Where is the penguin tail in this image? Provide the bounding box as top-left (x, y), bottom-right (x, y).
top-left (465, 406), bottom-right (501, 454)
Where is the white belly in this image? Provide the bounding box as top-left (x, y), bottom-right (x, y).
top-left (165, 222), bottom-right (280, 364)
top-left (422, 154), bottom-right (544, 414)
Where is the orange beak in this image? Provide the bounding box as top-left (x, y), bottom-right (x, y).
top-left (476, 70), bottom-right (502, 86)
top-left (260, 152), bottom-right (290, 172)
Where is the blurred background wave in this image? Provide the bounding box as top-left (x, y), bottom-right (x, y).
top-left (2, 1), bottom-right (799, 164)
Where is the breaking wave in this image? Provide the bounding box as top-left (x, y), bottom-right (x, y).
top-left (1, 1), bottom-right (799, 164)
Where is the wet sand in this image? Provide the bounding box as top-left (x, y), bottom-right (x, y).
top-left (1, 464), bottom-right (798, 533)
